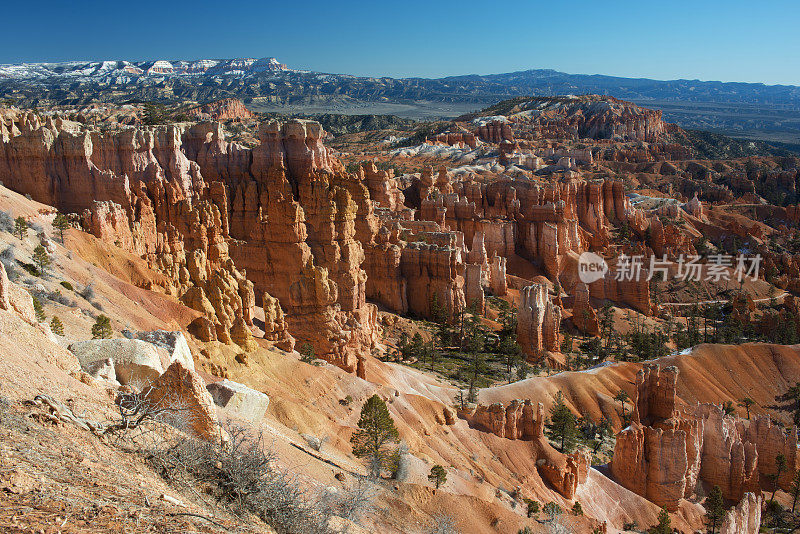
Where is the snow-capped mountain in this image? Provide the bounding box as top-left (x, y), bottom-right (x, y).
top-left (0, 57), bottom-right (289, 81)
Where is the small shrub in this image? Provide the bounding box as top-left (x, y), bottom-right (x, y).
top-left (543, 501), bottom-right (563, 520)
top-left (425, 513), bottom-right (459, 534)
top-left (319, 477), bottom-right (376, 523)
top-left (0, 211), bottom-right (14, 233)
top-left (0, 245), bottom-right (14, 264)
top-left (20, 262), bottom-right (40, 277)
top-left (60, 281), bottom-right (73, 291)
top-left (32, 297), bottom-right (45, 323)
top-left (339, 394), bottom-right (354, 406)
top-left (571, 501), bottom-right (583, 516)
top-left (47, 290), bottom-right (77, 307)
top-left (50, 316), bottom-right (64, 336)
top-left (145, 424), bottom-right (331, 534)
top-left (0, 246), bottom-right (17, 281)
top-left (80, 283), bottom-right (96, 301)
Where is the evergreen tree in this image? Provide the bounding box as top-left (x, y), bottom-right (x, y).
top-left (722, 401), bottom-right (735, 416)
top-left (790, 469), bottom-right (800, 513)
top-left (546, 391), bottom-right (578, 453)
top-left (542, 502), bottom-right (562, 521)
top-left (777, 383), bottom-right (800, 426)
top-left (91, 314), bottom-right (113, 339)
top-left (32, 244), bottom-right (50, 274)
top-left (516, 360), bottom-right (529, 381)
top-left (738, 397), bottom-right (755, 420)
top-left (350, 394), bottom-right (400, 478)
top-left (407, 332), bottom-right (426, 365)
top-left (49, 315), bottom-right (64, 336)
top-left (463, 309), bottom-right (486, 394)
top-left (614, 390), bottom-right (630, 419)
top-left (430, 293), bottom-right (446, 324)
top-left (705, 485), bottom-right (725, 534)
top-left (571, 501), bottom-right (583, 516)
top-left (32, 296), bottom-right (45, 323)
top-left (771, 454), bottom-right (788, 504)
top-left (13, 216), bottom-right (27, 240)
top-left (561, 331), bottom-right (573, 354)
top-left (428, 465), bottom-right (447, 489)
top-left (648, 507), bottom-right (671, 534)
top-left (299, 342), bottom-right (315, 363)
top-left (500, 336), bottom-right (522, 383)
top-left (397, 332), bottom-right (410, 360)
top-left (524, 498), bottom-right (540, 518)
top-left (454, 389), bottom-right (466, 410)
top-left (52, 213), bottom-right (69, 243)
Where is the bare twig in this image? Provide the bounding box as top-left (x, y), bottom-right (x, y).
top-left (165, 512), bottom-right (231, 531)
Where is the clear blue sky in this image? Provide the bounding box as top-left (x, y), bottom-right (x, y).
top-left (3, 0), bottom-right (799, 85)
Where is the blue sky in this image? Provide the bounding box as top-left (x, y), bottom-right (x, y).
top-left (3, 0), bottom-right (799, 85)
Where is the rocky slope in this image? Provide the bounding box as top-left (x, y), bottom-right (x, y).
top-left (3, 92), bottom-right (800, 532)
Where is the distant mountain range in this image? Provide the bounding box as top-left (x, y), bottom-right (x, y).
top-left (2, 57), bottom-right (799, 145)
top-left (0, 57), bottom-right (289, 80)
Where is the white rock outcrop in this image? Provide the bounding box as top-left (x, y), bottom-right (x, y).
top-left (69, 339), bottom-right (164, 386)
top-left (207, 379), bottom-right (270, 423)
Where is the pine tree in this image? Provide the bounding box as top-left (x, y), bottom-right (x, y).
top-left (428, 465), bottom-right (447, 489)
top-left (524, 498), bottom-right (540, 518)
top-left (14, 216), bottom-right (27, 240)
top-left (614, 390), bottom-right (630, 419)
top-left (790, 469), bottom-right (800, 513)
top-left (542, 502), bottom-right (562, 521)
top-left (32, 244), bottom-right (50, 274)
top-left (91, 314), bottom-right (112, 339)
top-left (777, 383), bottom-right (800, 426)
top-left (32, 296), bottom-right (45, 323)
top-left (722, 400), bottom-right (735, 416)
top-left (771, 454), bottom-right (788, 504)
top-left (571, 501), bottom-right (583, 516)
top-left (649, 507), bottom-right (671, 534)
top-left (738, 397), bottom-right (755, 419)
top-left (350, 394), bottom-right (400, 478)
top-left (561, 331), bottom-right (573, 354)
top-left (410, 332), bottom-right (424, 365)
top-left (49, 315), bottom-right (64, 336)
top-left (500, 336), bottom-right (522, 383)
top-left (705, 485), bottom-right (725, 534)
top-left (299, 342), bottom-right (315, 363)
top-left (52, 213), bottom-right (69, 243)
top-left (546, 391), bottom-right (578, 453)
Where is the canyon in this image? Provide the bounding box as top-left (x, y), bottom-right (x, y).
top-left (1, 90), bottom-right (799, 533)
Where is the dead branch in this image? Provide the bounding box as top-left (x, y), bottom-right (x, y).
top-left (31, 394), bottom-right (104, 435)
top-left (165, 512), bottom-right (231, 531)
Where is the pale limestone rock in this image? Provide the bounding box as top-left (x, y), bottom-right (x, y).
top-left (207, 379), bottom-right (270, 424)
top-left (69, 339), bottom-right (163, 386)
